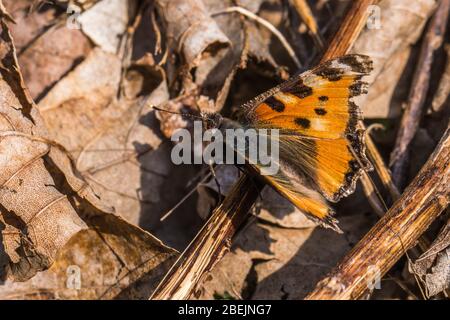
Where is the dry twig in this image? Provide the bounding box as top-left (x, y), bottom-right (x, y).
top-left (431, 44), bottom-right (450, 113)
top-left (290, 0), bottom-right (324, 49)
top-left (366, 132), bottom-right (401, 201)
top-left (320, 0), bottom-right (379, 61)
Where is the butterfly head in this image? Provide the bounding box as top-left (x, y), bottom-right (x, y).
top-left (152, 105), bottom-right (223, 132)
top-left (201, 112), bottom-right (223, 131)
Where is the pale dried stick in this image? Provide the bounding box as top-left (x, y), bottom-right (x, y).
top-left (291, 0), bottom-right (325, 49)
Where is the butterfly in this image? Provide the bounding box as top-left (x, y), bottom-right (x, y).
top-left (213, 54), bottom-right (374, 233)
top-left (157, 54), bottom-right (373, 232)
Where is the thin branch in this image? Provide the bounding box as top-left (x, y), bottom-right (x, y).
top-left (0, 0), bottom-right (15, 23)
top-left (320, 0), bottom-right (379, 62)
top-left (290, 0), bottom-right (324, 49)
top-left (366, 131), bottom-right (401, 201)
top-left (360, 171), bottom-right (386, 217)
top-left (431, 44), bottom-right (450, 113)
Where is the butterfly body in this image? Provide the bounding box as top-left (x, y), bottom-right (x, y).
top-left (201, 54), bottom-right (374, 232)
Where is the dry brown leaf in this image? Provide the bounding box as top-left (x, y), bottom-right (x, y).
top-left (155, 0), bottom-right (230, 70)
top-left (0, 16), bottom-right (87, 282)
top-left (37, 47), bottom-right (173, 226)
top-left (409, 219), bottom-right (450, 297)
top-left (78, 0), bottom-right (135, 54)
top-left (154, 0), bottom-right (247, 137)
top-left (257, 188), bottom-right (317, 229)
top-left (0, 10), bottom-right (177, 294)
top-left (194, 247), bottom-right (252, 299)
top-left (244, 21), bottom-right (280, 73)
top-left (5, 0), bottom-right (56, 50)
top-left (0, 213), bottom-right (177, 299)
top-left (20, 26), bottom-right (92, 102)
top-left (351, 0), bottom-right (437, 118)
top-left (29, 5), bottom-right (203, 250)
top-left (5, 0), bottom-right (93, 100)
top-left (242, 0), bottom-right (293, 77)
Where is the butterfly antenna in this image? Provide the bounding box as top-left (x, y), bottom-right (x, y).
top-left (160, 171), bottom-right (212, 222)
top-left (152, 106), bottom-right (204, 121)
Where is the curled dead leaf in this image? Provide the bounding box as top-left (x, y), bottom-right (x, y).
top-left (0, 18), bottom-right (87, 281)
top-left (0, 12), bottom-right (176, 293)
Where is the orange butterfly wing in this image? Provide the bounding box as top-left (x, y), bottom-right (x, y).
top-left (241, 54), bottom-right (373, 231)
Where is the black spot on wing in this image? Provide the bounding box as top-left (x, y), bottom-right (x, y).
top-left (295, 117), bottom-right (311, 129)
top-left (346, 134), bottom-right (363, 155)
top-left (338, 55), bottom-right (373, 74)
top-left (314, 108), bottom-right (327, 115)
top-left (349, 81), bottom-right (368, 97)
top-left (333, 157), bottom-right (364, 202)
top-left (315, 61), bottom-right (344, 81)
top-left (349, 159), bottom-right (360, 171)
top-left (265, 96), bottom-right (285, 112)
top-left (318, 96), bottom-right (329, 102)
top-left (344, 171), bottom-right (354, 183)
top-left (282, 79), bottom-right (313, 98)
top-left (347, 101), bottom-right (360, 133)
